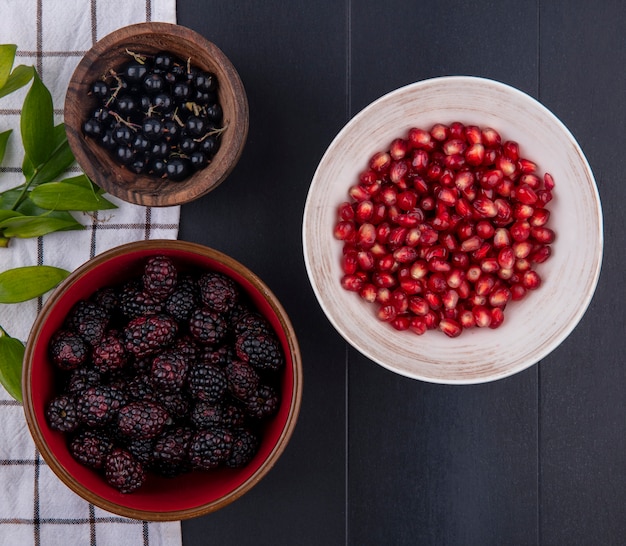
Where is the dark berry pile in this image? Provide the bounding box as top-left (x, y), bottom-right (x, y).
top-left (83, 50), bottom-right (225, 182)
top-left (45, 255), bottom-right (285, 494)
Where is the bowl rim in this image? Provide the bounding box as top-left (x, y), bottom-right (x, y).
top-left (302, 75), bottom-right (604, 384)
top-left (22, 240), bottom-right (303, 520)
top-left (64, 22), bottom-right (249, 207)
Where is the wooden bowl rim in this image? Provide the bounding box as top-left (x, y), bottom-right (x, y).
top-left (22, 240), bottom-right (303, 521)
top-left (64, 22), bottom-right (249, 207)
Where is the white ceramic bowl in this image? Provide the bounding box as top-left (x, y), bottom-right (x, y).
top-left (302, 76), bottom-right (603, 384)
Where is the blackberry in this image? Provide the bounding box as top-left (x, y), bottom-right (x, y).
top-left (76, 385), bottom-right (126, 427)
top-left (226, 428), bottom-right (259, 468)
top-left (143, 255), bottom-right (177, 301)
top-left (235, 330), bottom-right (284, 372)
top-left (91, 286), bottom-right (119, 314)
top-left (188, 428), bottom-right (233, 470)
top-left (189, 307), bottom-right (228, 346)
top-left (190, 401), bottom-right (223, 429)
top-left (125, 437), bottom-right (155, 466)
top-left (187, 362), bottom-right (227, 404)
top-left (125, 373), bottom-right (154, 401)
top-left (69, 429), bottom-right (113, 469)
top-left (165, 285), bottom-right (197, 322)
top-left (123, 314), bottom-right (178, 357)
top-left (172, 336), bottom-right (200, 365)
top-left (105, 448), bottom-right (146, 493)
top-left (49, 330), bottom-right (89, 370)
top-left (225, 360), bottom-right (260, 401)
top-left (245, 384), bottom-right (280, 420)
top-left (152, 426), bottom-right (193, 477)
top-left (234, 312), bottom-right (272, 336)
top-left (118, 280), bottom-right (163, 320)
top-left (46, 395), bottom-right (80, 432)
top-left (198, 272), bottom-right (239, 313)
top-left (117, 401), bottom-right (169, 440)
top-left (221, 399), bottom-right (247, 428)
top-left (92, 331), bottom-right (128, 374)
top-left (66, 300), bottom-right (109, 346)
top-left (160, 391), bottom-right (191, 420)
top-left (66, 367), bottom-right (102, 396)
top-left (199, 344), bottom-right (235, 368)
top-left (150, 351), bottom-right (188, 393)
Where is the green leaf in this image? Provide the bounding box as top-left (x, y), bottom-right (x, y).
top-left (27, 124), bottom-right (75, 186)
top-left (0, 210), bottom-right (22, 222)
top-left (0, 265), bottom-right (69, 303)
top-left (0, 64), bottom-right (35, 99)
top-left (0, 129), bottom-right (11, 165)
top-left (0, 45), bottom-right (17, 90)
top-left (20, 71), bottom-right (54, 167)
top-left (30, 179), bottom-right (117, 211)
top-left (0, 329), bottom-right (24, 403)
top-left (0, 215), bottom-right (83, 238)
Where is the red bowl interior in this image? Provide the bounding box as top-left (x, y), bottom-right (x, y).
top-left (23, 241), bottom-right (301, 520)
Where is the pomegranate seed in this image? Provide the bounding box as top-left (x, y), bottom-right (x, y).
top-left (356, 200), bottom-right (374, 222)
top-left (342, 253), bottom-right (358, 275)
top-left (376, 287), bottom-right (392, 304)
top-left (376, 223), bottom-right (391, 244)
top-left (464, 125), bottom-right (482, 144)
top-left (391, 289), bottom-right (409, 313)
top-left (426, 163), bottom-right (443, 182)
top-left (410, 150), bottom-right (430, 173)
top-left (513, 203), bottom-right (534, 220)
top-left (338, 201), bottom-right (355, 220)
top-left (476, 220), bottom-right (495, 239)
top-left (496, 155), bottom-right (517, 178)
top-left (530, 208), bottom-right (550, 227)
top-left (441, 232), bottom-right (459, 251)
top-left (420, 195), bottom-right (436, 211)
top-left (408, 127), bottom-right (434, 150)
top-left (449, 122), bottom-right (465, 138)
top-left (408, 296), bottom-right (429, 316)
top-left (334, 220), bottom-right (356, 241)
top-left (410, 260), bottom-right (429, 280)
top-left (390, 315), bottom-right (411, 331)
top-left (377, 254), bottom-right (396, 271)
top-left (461, 235), bottom-right (482, 252)
top-left (497, 267), bottom-right (514, 280)
top-left (459, 309), bottom-right (476, 328)
top-left (423, 310), bottom-right (440, 329)
top-left (428, 257), bottom-right (451, 273)
top-left (530, 226), bottom-right (556, 244)
top-left (512, 241), bottom-right (532, 259)
top-left (543, 173), bottom-right (555, 190)
top-left (419, 226), bottom-right (439, 245)
top-left (409, 316), bottom-right (428, 335)
top-left (519, 173), bottom-right (540, 189)
top-left (443, 138), bottom-right (466, 156)
top-left (389, 138), bottom-right (409, 160)
top-left (370, 242), bottom-right (387, 257)
top-left (489, 307), bottom-right (505, 329)
top-left (480, 169), bottom-right (504, 190)
top-left (389, 159), bottom-right (410, 184)
top-left (451, 251), bottom-right (470, 270)
top-left (446, 268), bottom-right (464, 288)
top-left (481, 257), bottom-right (500, 273)
top-left (493, 228), bottom-right (511, 248)
top-left (510, 220), bottom-right (530, 242)
top-left (357, 223), bottom-right (377, 248)
top-left (357, 251), bottom-right (375, 270)
top-left (472, 242), bottom-right (492, 261)
top-left (359, 283), bottom-right (377, 302)
top-left (349, 184), bottom-right (370, 202)
top-left (359, 170), bottom-right (378, 186)
top-left (430, 123), bottom-right (449, 142)
top-left (393, 246), bottom-right (418, 263)
top-left (482, 148), bottom-right (499, 166)
top-left (372, 272), bottom-right (397, 288)
top-left (377, 304), bottom-right (397, 322)
top-left (442, 289), bottom-right (459, 310)
top-left (466, 265), bottom-right (482, 283)
top-left (370, 151), bottom-right (391, 173)
top-left (380, 186), bottom-right (397, 206)
top-left (438, 187), bottom-right (458, 206)
top-left (489, 287), bottom-right (511, 308)
top-left (503, 140), bottom-right (520, 161)
top-left (522, 270), bottom-right (542, 290)
top-left (518, 158), bottom-right (537, 174)
top-left (481, 127), bottom-right (501, 147)
top-left (341, 274), bottom-right (364, 292)
top-left (465, 143), bottom-right (485, 166)
top-left (457, 279), bottom-right (471, 299)
top-left (400, 278), bottom-right (423, 295)
top-left (427, 272), bottom-right (448, 293)
top-left (472, 305), bottom-right (492, 327)
top-left (497, 246), bottom-right (516, 269)
top-left (537, 190), bottom-right (553, 205)
top-left (424, 291), bottom-right (442, 310)
top-left (530, 245), bottom-right (551, 264)
top-left (425, 245), bottom-right (448, 261)
top-left (495, 178), bottom-right (514, 197)
top-left (472, 197), bottom-right (497, 218)
top-left (475, 274), bottom-right (496, 296)
top-left (396, 190), bottom-right (417, 211)
top-left (515, 185), bottom-right (538, 205)
top-left (388, 226), bottom-right (408, 248)
top-left (439, 318), bottom-right (462, 338)
top-left (397, 266), bottom-right (411, 281)
top-left (510, 283), bottom-right (526, 301)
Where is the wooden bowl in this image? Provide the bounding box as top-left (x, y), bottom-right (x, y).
top-left (65, 23), bottom-right (249, 207)
top-left (22, 240), bottom-right (302, 520)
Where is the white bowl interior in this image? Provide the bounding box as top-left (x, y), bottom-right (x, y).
top-left (302, 76), bottom-right (603, 384)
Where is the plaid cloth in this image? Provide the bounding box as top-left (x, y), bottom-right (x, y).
top-left (0, 1), bottom-right (182, 545)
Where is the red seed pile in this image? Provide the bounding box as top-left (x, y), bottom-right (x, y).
top-left (333, 122), bottom-right (556, 337)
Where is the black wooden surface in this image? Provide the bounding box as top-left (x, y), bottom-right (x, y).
top-left (176, 2), bottom-right (625, 545)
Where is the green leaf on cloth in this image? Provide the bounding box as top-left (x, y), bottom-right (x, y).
top-left (0, 328), bottom-right (24, 403)
top-left (20, 71), bottom-right (54, 167)
top-left (0, 64), bottom-right (34, 99)
top-left (0, 44), bottom-right (17, 89)
top-left (30, 177), bottom-right (117, 211)
top-left (0, 129), bottom-right (11, 165)
top-left (0, 265), bottom-right (69, 303)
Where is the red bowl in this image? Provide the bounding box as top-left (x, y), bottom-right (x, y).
top-left (22, 240), bottom-right (302, 521)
